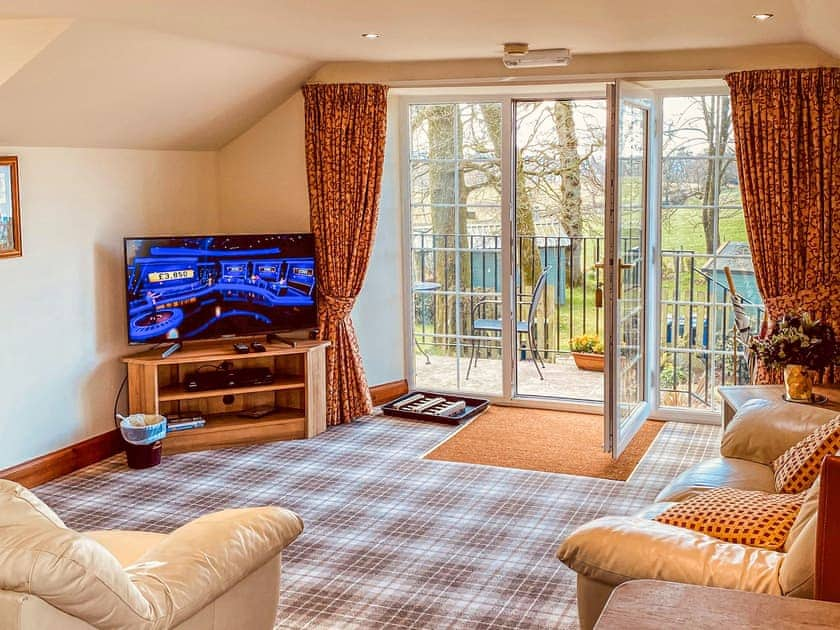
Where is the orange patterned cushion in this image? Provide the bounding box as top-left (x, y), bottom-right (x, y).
top-left (655, 487), bottom-right (804, 551)
top-left (772, 415), bottom-right (840, 493)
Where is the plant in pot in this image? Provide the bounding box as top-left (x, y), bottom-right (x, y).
top-left (748, 312), bottom-right (840, 402)
top-left (570, 334), bottom-right (604, 372)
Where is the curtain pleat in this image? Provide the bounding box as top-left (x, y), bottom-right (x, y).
top-left (302, 83), bottom-right (388, 424)
top-left (725, 68), bottom-right (840, 383)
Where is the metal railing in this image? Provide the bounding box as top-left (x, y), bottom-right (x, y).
top-left (658, 249), bottom-right (764, 409)
top-left (412, 233), bottom-right (604, 360)
top-left (411, 233), bottom-right (763, 409)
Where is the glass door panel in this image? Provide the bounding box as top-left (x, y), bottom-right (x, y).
top-left (408, 102), bottom-right (504, 396)
top-left (605, 82), bottom-right (654, 457)
top-left (513, 98), bottom-right (607, 400)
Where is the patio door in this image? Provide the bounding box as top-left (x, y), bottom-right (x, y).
top-left (604, 81), bottom-right (655, 457)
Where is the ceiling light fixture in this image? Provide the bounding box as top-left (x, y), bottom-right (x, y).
top-left (502, 42), bottom-right (571, 69)
top-left (752, 13), bottom-right (774, 21)
top-left (361, 33), bottom-right (381, 39)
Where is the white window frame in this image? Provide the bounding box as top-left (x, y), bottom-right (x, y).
top-left (397, 82), bottom-right (736, 424)
top-left (648, 86), bottom-right (739, 425)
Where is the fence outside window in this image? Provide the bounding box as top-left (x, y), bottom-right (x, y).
top-left (411, 233), bottom-right (763, 410)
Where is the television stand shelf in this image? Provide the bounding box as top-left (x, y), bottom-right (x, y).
top-left (122, 339), bottom-right (329, 454)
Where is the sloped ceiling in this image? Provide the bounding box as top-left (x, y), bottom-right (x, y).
top-left (0, 18), bottom-right (71, 85)
top-left (0, 1), bottom-right (835, 149)
top-left (0, 20), bottom-right (318, 150)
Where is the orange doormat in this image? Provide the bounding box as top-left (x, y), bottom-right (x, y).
top-left (424, 406), bottom-right (665, 481)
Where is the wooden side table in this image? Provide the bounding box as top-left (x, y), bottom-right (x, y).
top-left (718, 384), bottom-right (840, 429)
top-left (595, 580), bottom-right (840, 629)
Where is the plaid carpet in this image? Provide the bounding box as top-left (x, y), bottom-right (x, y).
top-left (35, 413), bottom-right (720, 629)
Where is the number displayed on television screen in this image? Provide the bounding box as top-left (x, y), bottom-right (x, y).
top-left (148, 269), bottom-right (195, 283)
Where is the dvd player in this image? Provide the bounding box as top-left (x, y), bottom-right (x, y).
top-left (184, 367), bottom-right (274, 392)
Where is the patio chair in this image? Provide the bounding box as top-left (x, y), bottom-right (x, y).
top-left (466, 267), bottom-right (551, 381)
top-left (724, 266), bottom-right (757, 384)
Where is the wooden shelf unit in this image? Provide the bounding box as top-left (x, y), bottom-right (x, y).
top-left (123, 339), bottom-right (328, 454)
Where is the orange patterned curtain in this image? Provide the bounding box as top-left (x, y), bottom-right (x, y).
top-left (725, 68), bottom-right (840, 383)
top-left (302, 83), bottom-right (388, 424)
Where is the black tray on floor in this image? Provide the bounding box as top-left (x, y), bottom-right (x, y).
top-left (382, 390), bottom-right (489, 425)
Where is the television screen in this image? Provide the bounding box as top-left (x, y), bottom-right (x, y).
top-left (124, 234), bottom-right (317, 344)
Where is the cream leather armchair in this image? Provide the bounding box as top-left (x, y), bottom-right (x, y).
top-left (0, 479), bottom-right (303, 630)
top-left (557, 398), bottom-right (835, 630)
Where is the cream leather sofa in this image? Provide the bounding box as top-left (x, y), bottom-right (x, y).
top-left (557, 398), bottom-right (838, 630)
top-left (0, 479), bottom-right (304, 630)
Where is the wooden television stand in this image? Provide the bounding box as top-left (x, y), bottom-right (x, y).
top-left (122, 339), bottom-right (329, 454)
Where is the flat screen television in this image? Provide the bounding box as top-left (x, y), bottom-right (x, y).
top-left (124, 234), bottom-right (317, 344)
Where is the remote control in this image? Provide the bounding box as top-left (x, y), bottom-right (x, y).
top-left (233, 342), bottom-right (250, 354)
top-left (251, 341), bottom-right (266, 352)
top-left (161, 342), bottom-right (182, 358)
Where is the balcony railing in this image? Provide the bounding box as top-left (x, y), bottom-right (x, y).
top-left (411, 233), bottom-right (763, 410)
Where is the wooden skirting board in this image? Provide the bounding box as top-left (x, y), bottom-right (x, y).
top-left (370, 379), bottom-right (409, 406)
top-left (0, 429), bottom-right (123, 489)
top-left (1, 379), bottom-right (410, 488)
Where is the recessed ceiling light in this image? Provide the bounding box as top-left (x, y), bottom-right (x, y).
top-left (361, 33), bottom-right (381, 39)
top-left (752, 13), bottom-right (774, 21)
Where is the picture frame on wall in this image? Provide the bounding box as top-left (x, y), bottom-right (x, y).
top-left (0, 156), bottom-right (21, 259)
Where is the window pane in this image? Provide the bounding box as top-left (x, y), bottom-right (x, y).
top-left (719, 159), bottom-right (741, 207)
top-left (462, 160), bottom-right (501, 206)
top-left (410, 160), bottom-right (456, 206)
top-left (718, 205), bottom-right (747, 242)
top-left (661, 208), bottom-right (714, 252)
top-left (662, 96), bottom-right (734, 159)
top-left (409, 104), bottom-right (457, 159)
top-left (662, 156), bottom-right (714, 210)
top-left (460, 103), bottom-right (502, 159)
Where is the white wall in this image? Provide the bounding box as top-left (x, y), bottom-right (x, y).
top-left (217, 91), bottom-right (310, 233)
top-left (0, 147), bottom-right (218, 469)
top-left (218, 92), bottom-right (407, 388)
top-left (351, 96), bottom-right (405, 386)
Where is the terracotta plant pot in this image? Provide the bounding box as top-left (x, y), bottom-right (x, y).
top-left (783, 364), bottom-right (813, 402)
top-left (571, 351), bottom-right (605, 372)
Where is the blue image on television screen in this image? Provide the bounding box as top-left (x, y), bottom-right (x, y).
top-left (124, 234), bottom-right (317, 343)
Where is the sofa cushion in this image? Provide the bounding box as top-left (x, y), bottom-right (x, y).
top-left (655, 457), bottom-right (775, 503)
top-left (654, 487), bottom-right (804, 551)
top-left (779, 477), bottom-right (821, 597)
top-left (0, 480), bottom-right (156, 630)
top-left (785, 476), bottom-right (820, 552)
top-left (721, 398), bottom-right (837, 465)
top-left (771, 415), bottom-right (840, 493)
top-left (556, 516), bottom-right (784, 595)
top-left (633, 502), bottom-right (677, 520)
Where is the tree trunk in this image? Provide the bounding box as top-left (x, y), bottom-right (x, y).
top-left (699, 95), bottom-right (732, 255)
top-left (552, 101), bottom-right (584, 286)
top-left (425, 105), bottom-right (471, 350)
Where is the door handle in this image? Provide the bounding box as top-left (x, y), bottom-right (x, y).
top-left (595, 259), bottom-right (634, 298)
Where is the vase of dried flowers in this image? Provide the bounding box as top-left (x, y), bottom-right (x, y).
top-left (749, 312), bottom-right (840, 403)
top-left (783, 364), bottom-right (813, 402)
